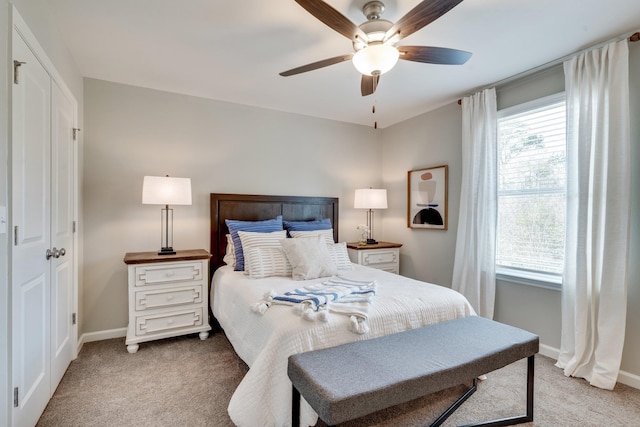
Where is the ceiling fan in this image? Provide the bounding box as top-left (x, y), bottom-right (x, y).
top-left (280, 0), bottom-right (472, 96)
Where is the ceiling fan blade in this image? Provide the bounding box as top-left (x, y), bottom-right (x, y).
top-left (385, 0), bottom-right (464, 42)
top-left (295, 0), bottom-right (368, 42)
top-left (399, 46), bottom-right (471, 65)
top-left (280, 53), bottom-right (354, 76)
top-left (361, 74), bottom-right (380, 96)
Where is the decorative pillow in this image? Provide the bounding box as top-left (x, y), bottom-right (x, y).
top-left (244, 246), bottom-right (292, 279)
top-left (280, 235), bottom-right (337, 280)
top-left (222, 234), bottom-right (235, 267)
top-left (225, 216), bottom-right (283, 271)
top-left (327, 242), bottom-right (354, 271)
top-left (289, 229), bottom-right (335, 245)
top-left (283, 218), bottom-right (332, 237)
top-left (238, 230), bottom-right (287, 275)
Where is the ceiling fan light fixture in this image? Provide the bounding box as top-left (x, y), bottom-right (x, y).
top-left (352, 44), bottom-right (399, 76)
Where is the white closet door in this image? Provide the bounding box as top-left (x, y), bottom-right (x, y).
top-left (50, 81), bottom-right (75, 391)
top-left (11, 29), bottom-right (52, 427)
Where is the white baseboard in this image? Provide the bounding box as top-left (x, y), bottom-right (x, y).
top-left (617, 369), bottom-right (640, 390)
top-left (77, 327), bottom-right (127, 354)
top-left (539, 343), bottom-right (560, 359)
top-left (538, 343), bottom-right (640, 390)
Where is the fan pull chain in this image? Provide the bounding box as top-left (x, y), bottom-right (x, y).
top-left (372, 104), bottom-right (377, 129)
top-left (372, 82), bottom-right (378, 129)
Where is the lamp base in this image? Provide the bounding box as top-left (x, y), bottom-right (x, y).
top-left (158, 247), bottom-right (176, 256)
top-left (366, 238), bottom-right (378, 245)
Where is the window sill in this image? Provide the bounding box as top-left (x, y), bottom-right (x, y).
top-left (495, 267), bottom-right (561, 291)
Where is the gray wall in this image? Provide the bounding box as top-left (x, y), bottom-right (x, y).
top-left (625, 40), bottom-right (640, 378)
top-left (381, 43), bottom-right (640, 378)
top-left (82, 78), bottom-right (382, 333)
top-left (379, 102), bottom-right (463, 286)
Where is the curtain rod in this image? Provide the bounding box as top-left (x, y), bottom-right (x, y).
top-left (457, 31), bottom-right (640, 105)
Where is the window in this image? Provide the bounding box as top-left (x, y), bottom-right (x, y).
top-left (496, 93), bottom-right (566, 288)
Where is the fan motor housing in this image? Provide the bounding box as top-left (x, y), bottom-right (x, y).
top-left (363, 1), bottom-right (385, 20)
top-left (353, 19), bottom-right (393, 51)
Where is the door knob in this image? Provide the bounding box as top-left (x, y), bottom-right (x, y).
top-left (59, 248), bottom-right (66, 257)
top-left (46, 247), bottom-right (61, 260)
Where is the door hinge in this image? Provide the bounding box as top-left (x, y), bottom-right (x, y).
top-left (13, 387), bottom-right (18, 408)
top-left (73, 220), bottom-right (76, 233)
top-left (72, 313), bottom-right (77, 325)
top-left (13, 60), bottom-right (26, 84)
top-left (14, 225), bottom-right (18, 246)
top-left (73, 128), bottom-right (81, 141)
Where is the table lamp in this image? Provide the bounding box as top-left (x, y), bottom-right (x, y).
top-left (354, 188), bottom-right (387, 244)
top-left (142, 175), bottom-right (192, 255)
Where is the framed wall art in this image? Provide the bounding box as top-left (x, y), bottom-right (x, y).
top-left (407, 165), bottom-right (448, 230)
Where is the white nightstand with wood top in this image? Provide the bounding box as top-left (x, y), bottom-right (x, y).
top-left (346, 242), bottom-right (402, 274)
top-left (123, 249), bottom-right (211, 353)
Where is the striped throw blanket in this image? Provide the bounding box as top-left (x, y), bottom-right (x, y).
top-left (251, 276), bottom-right (376, 334)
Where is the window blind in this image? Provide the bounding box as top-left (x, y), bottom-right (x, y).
top-left (496, 94), bottom-right (566, 277)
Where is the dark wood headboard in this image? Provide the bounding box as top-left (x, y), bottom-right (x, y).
top-left (209, 193), bottom-right (339, 269)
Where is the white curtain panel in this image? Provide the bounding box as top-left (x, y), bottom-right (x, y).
top-left (452, 88), bottom-right (497, 319)
top-left (556, 39), bottom-right (631, 390)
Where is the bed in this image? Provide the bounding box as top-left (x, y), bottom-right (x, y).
top-left (209, 193), bottom-right (475, 427)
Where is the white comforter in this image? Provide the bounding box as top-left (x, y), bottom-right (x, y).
top-left (211, 264), bottom-right (475, 427)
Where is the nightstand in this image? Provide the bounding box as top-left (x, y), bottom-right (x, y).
top-left (346, 242), bottom-right (402, 274)
top-left (123, 249), bottom-right (211, 353)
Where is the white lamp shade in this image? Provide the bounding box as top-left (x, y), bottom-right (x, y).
top-left (354, 188), bottom-right (388, 209)
top-left (142, 176), bottom-right (192, 205)
top-left (352, 44), bottom-right (399, 76)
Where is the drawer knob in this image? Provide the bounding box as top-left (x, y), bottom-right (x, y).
top-left (167, 295), bottom-right (173, 300)
top-left (167, 319), bottom-right (174, 325)
top-left (166, 271), bottom-right (174, 277)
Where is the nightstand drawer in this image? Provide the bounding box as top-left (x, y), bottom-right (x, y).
top-left (135, 307), bottom-right (204, 336)
top-left (347, 242), bottom-right (402, 275)
top-left (135, 285), bottom-right (203, 311)
top-left (134, 262), bottom-right (203, 287)
top-left (361, 250), bottom-right (397, 266)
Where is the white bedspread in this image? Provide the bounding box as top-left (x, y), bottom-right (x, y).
top-left (211, 264), bottom-right (475, 427)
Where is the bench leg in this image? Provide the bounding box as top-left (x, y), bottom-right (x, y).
top-left (292, 386), bottom-right (301, 427)
top-left (430, 378), bottom-right (478, 427)
top-left (292, 386), bottom-right (337, 427)
top-left (458, 355), bottom-right (535, 427)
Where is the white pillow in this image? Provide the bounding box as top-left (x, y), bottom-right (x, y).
top-left (238, 230), bottom-right (287, 275)
top-left (223, 234), bottom-right (235, 267)
top-left (280, 235), bottom-right (337, 280)
top-left (327, 242), bottom-right (353, 271)
top-left (244, 246), bottom-right (292, 279)
top-left (289, 229), bottom-right (335, 244)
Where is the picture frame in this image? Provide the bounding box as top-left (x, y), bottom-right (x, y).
top-left (407, 165), bottom-right (448, 230)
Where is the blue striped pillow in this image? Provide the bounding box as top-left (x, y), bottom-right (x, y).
top-left (225, 216), bottom-right (283, 271)
top-left (283, 218), bottom-right (332, 237)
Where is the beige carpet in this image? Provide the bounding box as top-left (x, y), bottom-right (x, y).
top-left (37, 332), bottom-right (640, 427)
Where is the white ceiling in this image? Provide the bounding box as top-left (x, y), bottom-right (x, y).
top-left (47, 0), bottom-right (640, 128)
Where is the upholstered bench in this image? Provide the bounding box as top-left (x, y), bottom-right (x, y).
top-left (288, 316), bottom-right (539, 427)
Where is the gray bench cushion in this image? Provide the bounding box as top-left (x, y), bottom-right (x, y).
top-left (288, 316), bottom-right (539, 425)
